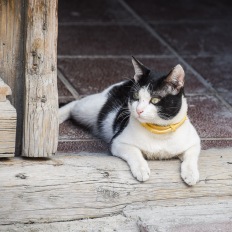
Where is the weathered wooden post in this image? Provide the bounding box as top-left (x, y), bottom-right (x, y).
top-left (23, 0), bottom-right (59, 157)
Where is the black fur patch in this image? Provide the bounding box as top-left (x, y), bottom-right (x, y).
top-left (111, 101), bottom-right (130, 141)
top-left (97, 80), bottom-right (134, 139)
top-left (59, 102), bottom-right (68, 108)
top-left (156, 89), bottom-right (183, 119)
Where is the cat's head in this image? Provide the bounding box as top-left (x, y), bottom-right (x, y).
top-left (128, 57), bottom-right (187, 125)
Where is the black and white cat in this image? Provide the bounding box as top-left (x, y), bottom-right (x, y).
top-left (59, 57), bottom-right (201, 186)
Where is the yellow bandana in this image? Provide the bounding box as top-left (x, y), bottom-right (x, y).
top-left (141, 116), bottom-right (188, 134)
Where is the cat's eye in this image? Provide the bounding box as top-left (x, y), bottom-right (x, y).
top-left (133, 92), bottom-right (139, 100)
top-left (151, 97), bottom-right (160, 104)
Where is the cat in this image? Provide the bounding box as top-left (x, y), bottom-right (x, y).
top-left (59, 57), bottom-right (201, 186)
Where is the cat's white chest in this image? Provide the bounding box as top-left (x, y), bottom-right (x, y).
top-left (116, 118), bottom-right (199, 160)
top-left (140, 135), bottom-right (183, 159)
top-left (137, 130), bottom-right (184, 159)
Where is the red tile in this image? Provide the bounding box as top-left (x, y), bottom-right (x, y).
top-left (57, 78), bottom-right (73, 96)
top-left (153, 23), bottom-right (232, 56)
top-left (59, 120), bottom-right (94, 140)
top-left (188, 95), bottom-right (232, 138)
top-left (59, 96), bottom-right (76, 105)
top-left (58, 140), bottom-right (108, 153)
top-left (58, 0), bottom-right (136, 23)
top-left (201, 140), bottom-right (232, 150)
top-left (125, 0), bottom-right (232, 22)
top-left (185, 56), bottom-right (232, 106)
top-left (58, 25), bottom-right (170, 55)
top-left (58, 58), bottom-right (208, 96)
top-left (57, 78), bottom-right (75, 105)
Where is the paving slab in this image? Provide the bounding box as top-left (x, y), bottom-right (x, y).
top-left (185, 55), bottom-right (232, 106)
top-left (59, 0), bottom-right (136, 23)
top-left (58, 140), bottom-right (108, 153)
top-left (59, 120), bottom-right (93, 140)
top-left (188, 95), bottom-right (232, 138)
top-left (57, 58), bottom-right (208, 95)
top-left (125, 0), bottom-right (232, 22)
top-left (57, 77), bottom-right (72, 97)
top-left (201, 140), bottom-right (232, 150)
top-left (152, 22), bottom-right (232, 56)
top-left (58, 25), bottom-right (171, 55)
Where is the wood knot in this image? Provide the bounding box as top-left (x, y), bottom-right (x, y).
top-left (15, 173), bottom-right (27, 179)
top-left (97, 187), bottom-right (120, 201)
top-left (31, 51), bottom-right (41, 71)
top-left (43, 23), bottom-right (47, 30)
top-left (41, 95), bottom-right (47, 103)
top-left (102, 171), bottom-right (109, 178)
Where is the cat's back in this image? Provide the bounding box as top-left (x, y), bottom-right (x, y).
top-left (70, 80), bottom-right (130, 136)
top-left (96, 79), bottom-right (134, 142)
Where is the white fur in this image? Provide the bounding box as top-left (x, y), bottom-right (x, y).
top-left (59, 81), bottom-right (125, 134)
top-left (101, 110), bottom-right (118, 143)
top-left (59, 78), bottom-right (200, 186)
top-left (59, 101), bottom-right (76, 124)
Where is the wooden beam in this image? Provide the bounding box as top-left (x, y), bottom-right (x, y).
top-left (0, 100), bottom-right (16, 157)
top-left (23, 0), bottom-right (59, 157)
top-left (0, 215), bottom-right (139, 231)
top-left (0, 78), bottom-right (12, 102)
top-left (0, 78), bottom-right (16, 157)
top-left (0, 0), bottom-right (25, 156)
top-left (0, 149), bottom-right (231, 224)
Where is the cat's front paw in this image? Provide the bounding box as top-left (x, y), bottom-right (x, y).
top-left (181, 163), bottom-right (199, 186)
top-left (130, 162), bottom-right (150, 182)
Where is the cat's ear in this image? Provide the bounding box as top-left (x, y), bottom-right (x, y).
top-left (165, 64), bottom-right (185, 92)
top-left (132, 56), bottom-right (150, 82)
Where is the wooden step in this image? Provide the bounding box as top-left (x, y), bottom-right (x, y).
top-left (0, 78), bottom-right (16, 157)
top-left (0, 148), bottom-right (231, 225)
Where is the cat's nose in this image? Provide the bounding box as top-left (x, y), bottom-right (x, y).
top-left (136, 108), bottom-right (144, 115)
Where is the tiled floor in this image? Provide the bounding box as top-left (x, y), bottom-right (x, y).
top-left (57, 0), bottom-right (232, 153)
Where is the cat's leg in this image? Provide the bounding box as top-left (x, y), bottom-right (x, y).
top-left (179, 144), bottom-right (200, 186)
top-left (111, 142), bottom-right (150, 182)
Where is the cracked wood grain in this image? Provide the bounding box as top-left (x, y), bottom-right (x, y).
top-left (0, 215), bottom-right (139, 232)
top-left (0, 0), bottom-right (25, 156)
top-left (0, 100), bottom-right (16, 157)
top-left (0, 149), bottom-right (231, 225)
top-left (0, 78), bottom-right (16, 157)
top-left (23, 0), bottom-right (59, 157)
top-left (125, 197), bottom-right (232, 232)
